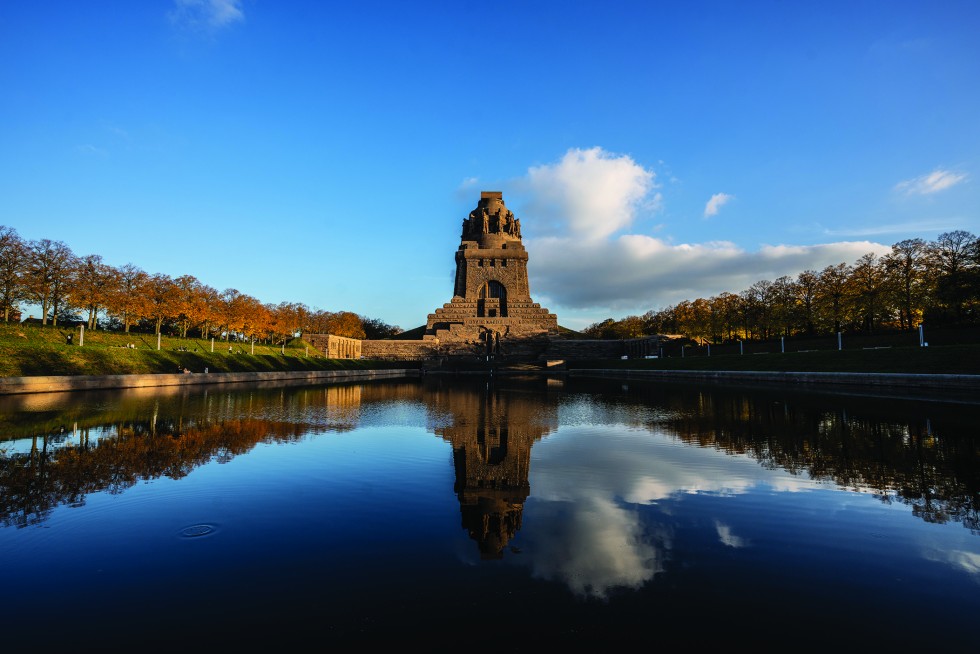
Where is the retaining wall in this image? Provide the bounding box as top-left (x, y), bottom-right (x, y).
top-left (0, 369), bottom-right (418, 395)
top-left (568, 369), bottom-right (980, 391)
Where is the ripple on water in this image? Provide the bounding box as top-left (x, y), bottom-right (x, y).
top-left (178, 523), bottom-right (218, 539)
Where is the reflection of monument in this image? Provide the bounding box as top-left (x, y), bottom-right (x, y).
top-left (427, 379), bottom-right (558, 558)
top-left (424, 192), bottom-right (559, 356)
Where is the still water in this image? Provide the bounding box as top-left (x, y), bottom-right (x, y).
top-left (1, 375), bottom-right (978, 649)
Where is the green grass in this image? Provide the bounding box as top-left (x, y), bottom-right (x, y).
top-left (0, 322), bottom-right (413, 377)
top-left (3, 322), bottom-right (977, 377)
top-left (568, 343), bottom-right (980, 374)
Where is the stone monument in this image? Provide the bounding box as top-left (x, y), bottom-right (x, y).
top-left (423, 192), bottom-right (558, 355)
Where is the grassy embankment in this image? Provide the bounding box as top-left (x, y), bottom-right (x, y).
top-left (568, 343), bottom-right (980, 374)
top-left (2, 322), bottom-right (978, 377)
top-left (0, 323), bottom-right (411, 377)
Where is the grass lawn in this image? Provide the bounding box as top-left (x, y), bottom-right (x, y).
top-left (2, 322), bottom-right (977, 377)
top-left (0, 323), bottom-right (413, 377)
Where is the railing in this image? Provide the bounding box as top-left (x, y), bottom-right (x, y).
top-left (653, 326), bottom-right (980, 358)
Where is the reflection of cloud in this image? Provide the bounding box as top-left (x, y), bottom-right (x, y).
top-left (704, 192), bottom-right (734, 218)
top-left (715, 520), bottom-right (747, 548)
top-left (518, 425), bottom-right (815, 598)
top-left (924, 548), bottom-right (980, 577)
top-left (895, 169), bottom-right (967, 195)
top-left (522, 497), bottom-right (666, 599)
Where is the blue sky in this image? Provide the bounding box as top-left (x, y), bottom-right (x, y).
top-left (2, 1), bottom-right (978, 331)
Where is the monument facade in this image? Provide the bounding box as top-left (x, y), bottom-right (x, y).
top-left (350, 190), bottom-right (638, 362)
top-left (423, 192), bottom-right (558, 354)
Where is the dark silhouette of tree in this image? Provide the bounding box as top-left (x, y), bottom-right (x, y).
top-left (927, 230), bottom-right (978, 323)
top-left (850, 253), bottom-right (886, 334)
top-left (883, 239), bottom-right (928, 331)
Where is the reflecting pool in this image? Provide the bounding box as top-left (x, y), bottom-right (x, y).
top-left (1, 376), bottom-right (978, 648)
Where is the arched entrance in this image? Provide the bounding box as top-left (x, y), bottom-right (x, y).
top-left (477, 281), bottom-right (507, 317)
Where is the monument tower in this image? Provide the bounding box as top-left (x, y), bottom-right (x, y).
top-left (424, 192), bottom-right (558, 353)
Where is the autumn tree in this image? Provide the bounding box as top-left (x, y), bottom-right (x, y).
top-left (238, 295), bottom-right (270, 343)
top-left (24, 239), bottom-right (77, 325)
top-left (194, 284), bottom-right (221, 339)
top-left (172, 275), bottom-right (203, 338)
top-left (219, 289), bottom-right (267, 341)
top-left (72, 254), bottom-right (117, 330)
top-left (322, 311), bottom-right (366, 339)
top-left (144, 273), bottom-right (179, 335)
top-left (105, 263), bottom-right (148, 333)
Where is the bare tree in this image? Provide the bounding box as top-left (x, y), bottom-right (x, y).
top-left (0, 226), bottom-right (27, 322)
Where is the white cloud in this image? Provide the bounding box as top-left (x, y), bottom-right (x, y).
top-left (170, 0), bottom-right (244, 31)
top-left (517, 147), bottom-right (655, 241)
top-left (704, 192), bottom-right (734, 217)
top-left (895, 169), bottom-right (967, 195)
top-left (500, 148), bottom-right (893, 319)
top-left (822, 218), bottom-right (968, 237)
top-left (76, 144), bottom-right (108, 157)
top-left (528, 233), bottom-right (889, 312)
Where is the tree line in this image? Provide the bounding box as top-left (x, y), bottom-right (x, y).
top-left (584, 231), bottom-right (980, 343)
top-left (0, 225), bottom-right (403, 342)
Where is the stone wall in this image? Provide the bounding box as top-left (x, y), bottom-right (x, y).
top-left (360, 339), bottom-right (439, 360)
top-left (544, 339), bottom-right (625, 360)
top-left (306, 334), bottom-right (362, 359)
top-left (314, 333), bottom-right (656, 363)
top-left (0, 369), bottom-right (418, 395)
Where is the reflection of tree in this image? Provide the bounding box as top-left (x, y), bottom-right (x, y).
top-left (424, 377), bottom-right (558, 558)
top-left (574, 378), bottom-right (980, 534)
top-left (0, 382), bottom-right (389, 528)
top-left (0, 419), bottom-right (306, 527)
top-left (5, 376), bottom-right (976, 546)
